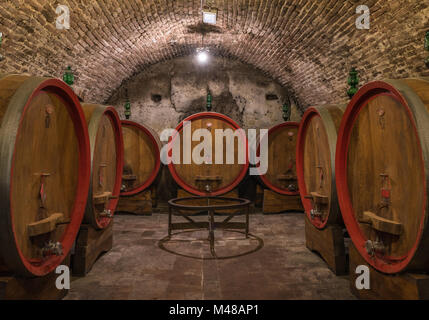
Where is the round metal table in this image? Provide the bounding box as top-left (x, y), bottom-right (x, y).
top-left (167, 196), bottom-right (252, 257)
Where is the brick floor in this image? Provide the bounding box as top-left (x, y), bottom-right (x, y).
top-left (66, 212), bottom-right (355, 300)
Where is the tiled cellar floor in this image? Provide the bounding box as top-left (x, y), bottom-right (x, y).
top-left (65, 211), bottom-right (355, 300)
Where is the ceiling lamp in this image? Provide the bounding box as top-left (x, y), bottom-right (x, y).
top-left (203, 10), bottom-right (217, 24)
top-left (202, 1), bottom-right (217, 25)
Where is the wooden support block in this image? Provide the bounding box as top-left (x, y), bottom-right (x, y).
top-left (93, 191), bottom-right (113, 205)
top-left (255, 184), bottom-right (263, 208)
top-left (277, 174), bottom-right (296, 181)
top-left (262, 189), bottom-right (303, 214)
top-left (195, 175), bottom-right (222, 182)
top-left (349, 242), bottom-right (429, 299)
top-left (151, 185), bottom-right (158, 208)
top-left (122, 174), bottom-right (137, 181)
top-left (360, 211), bottom-right (402, 235)
top-left (177, 189), bottom-right (240, 215)
top-left (72, 223), bottom-right (113, 276)
top-left (309, 192), bottom-right (329, 204)
top-left (0, 255), bottom-right (70, 300)
top-left (27, 213), bottom-right (64, 237)
top-left (116, 189), bottom-right (152, 215)
top-left (305, 216), bottom-right (347, 275)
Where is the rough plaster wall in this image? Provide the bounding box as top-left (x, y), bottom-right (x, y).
top-left (108, 56), bottom-right (302, 136)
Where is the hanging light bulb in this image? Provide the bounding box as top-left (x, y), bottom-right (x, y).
top-left (197, 50), bottom-right (209, 64)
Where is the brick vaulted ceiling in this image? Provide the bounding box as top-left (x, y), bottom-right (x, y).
top-left (0, 0), bottom-right (428, 107)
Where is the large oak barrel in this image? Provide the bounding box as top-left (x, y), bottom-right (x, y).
top-left (336, 78), bottom-right (429, 274)
top-left (82, 104), bottom-right (124, 229)
top-left (0, 74), bottom-right (91, 277)
top-left (257, 122), bottom-right (300, 195)
top-left (168, 112), bottom-right (249, 196)
top-left (120, 120), bottom-right (161, 195)
top-left (296, 105), bottom-right (346, 229)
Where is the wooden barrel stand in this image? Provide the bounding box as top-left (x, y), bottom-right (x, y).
top-left (72, 223), bottom-right (113, 276)
top-left (349, 243), bottom-right (429, 299)
top-left (117, 190), bottom-right (153, 216)
top-left (255, 184), bottom-right (264, 208)
top-left (0, 255), bottom-right (71, 300)
top-left (262, 189), bottom-right (303, 214)
top-left (305, 216), bottom-right (347, 275)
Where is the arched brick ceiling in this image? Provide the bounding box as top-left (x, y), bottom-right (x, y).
top-left (0, 0), bottom-right (428, 107)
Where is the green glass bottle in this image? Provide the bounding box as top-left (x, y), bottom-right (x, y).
top-left (124, 100), bottom-right (131, 119)
top-left (63, 66), bottom-right (74, 86)
top-left (282, 102), bottom-right (291, 122)
top-left (347, 67), bottom-right (359, 99)
top-left (206, 90), bottom-right (212, 112)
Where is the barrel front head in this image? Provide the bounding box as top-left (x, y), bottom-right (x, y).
top-left (168, 112), bottom-right (249, 196)
top-left (257, 122), bottom-right (300, 195)
top-left (296, 105), bottom-right (345, 229)
top-left (82, 104), bottom-right (124, 229)
top-left (0, 75), bottom-right (91, 277)
top-left (120, 120), bottom-right (161, 196)
top-left (336, 79), bottom-right (429, 274)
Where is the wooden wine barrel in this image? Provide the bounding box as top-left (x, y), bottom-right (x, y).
top-left (0, 74), bottom-right (91, 277)
top-left (256, 122), bottom-right (300, 195)
top-left (336, 78), bottom-right (429, 274)
top-left (81, 104), bottom-right (124, 229)
top-left (296, 105), bottom-right (346, 229)
top-left (120, 120), bottom-right (161, 196)
top-left (168, 112), bottom-right (249, 196)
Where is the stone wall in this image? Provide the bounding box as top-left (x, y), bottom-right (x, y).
top-left (107, 56), bottom-right (302, 135)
